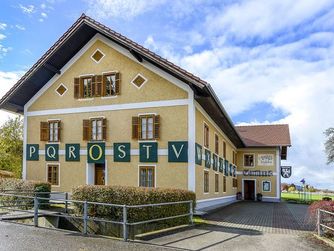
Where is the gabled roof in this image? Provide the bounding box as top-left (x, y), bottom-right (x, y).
top-left (0, 14), bottom-right (245, 147)
top-left (235, 124), bottom-right (291, 147)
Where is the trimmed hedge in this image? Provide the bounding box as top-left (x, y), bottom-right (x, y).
top-left (0, 178), bottom-right (51, 209)
top-left (72, 185), bottom-right (196, 237)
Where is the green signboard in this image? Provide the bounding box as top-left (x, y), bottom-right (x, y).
top-left (195, 143), bottom-right (202, 165)
top-left (219, 157), bottom-right (224, 173)
top-left (26, 144), bottom-right (39, 161)
top-left (114, 143), bottom-right (131, 162)
top-left (45, 144), bottom-right (59, 161)
top-left (65, 144), bottom-right (80, 162)
top-left (87, 142), bottom-right (105, 164)
top-left (168, 141), bottom-right (188, 162)
top-left (205, 149), bottom-right (211, 168)
top-left (224, 159), bottom-right (229, 176)
top-left (139, 142), bottom-right (158, 163)
top-left (213, 154), bottom-right (218, 171)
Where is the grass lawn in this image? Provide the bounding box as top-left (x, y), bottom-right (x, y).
top-left (281, 192), bottom-right (334, 203)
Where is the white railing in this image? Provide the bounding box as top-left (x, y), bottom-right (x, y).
top-left (317, 209), bottom-right (334, 236)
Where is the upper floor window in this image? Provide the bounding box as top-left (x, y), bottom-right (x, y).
top-left (215, 134), bottom-right (219, 155)
top-left (74, 73), bottom-right (120, 99)
top-left (83, 118), bottom-right (107, 141)
top-left (40, 120), bottom-right (61, 142)
top-left (244, 154), bottom-right (255, 167)
top-left (204, 123), bottom-right (209, 148)
top-left (223, 141), bottom-right (226, 159)
top-left (132, 114), bottom-right (160, 140)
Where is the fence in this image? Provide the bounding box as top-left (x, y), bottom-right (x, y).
top-left (0, 192), bottom-right (193, 241)
top-left (317, 209), bottom-right (334, 237)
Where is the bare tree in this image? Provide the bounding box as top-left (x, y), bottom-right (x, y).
top-left (324, 128), bottom-right (334, 164)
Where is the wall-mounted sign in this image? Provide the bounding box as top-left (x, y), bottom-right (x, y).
top-left (205, 149), bottom-right (211, 168)
top-left (45, 144), bottom-right (59, 161)
top-left (26, 144), bottom-right (39, 161)
top-left (258, 154), bottom-right (274, 166)
top-left (168, 141), bottom-right (188, 162)
top-left (65, 144), bottom-right (80, 162)
top-left (195, 143), bottom-right (202, 165)
top-left (243, 170), bottom-right (273, 176)
top-left (139, 142), bottom-right (158, 163)
top-left (114, 143), bottom-right (131, 162)
top-left (263, 181), bottom-right (271, 192)
top-left (219, 158), bottom-right (224, 173)
top-left (281, 166), bottom-right (292, 178)
top-left (87, 142), bottom-right (105, 164)
top-left (212, 154), bottom-right (218, 171)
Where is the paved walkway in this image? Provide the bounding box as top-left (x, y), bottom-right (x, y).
top-left (142, 202), bottom-right (332, 251)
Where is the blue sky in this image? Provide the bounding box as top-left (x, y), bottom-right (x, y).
top-left (1, 0), bottom-right (334, 189)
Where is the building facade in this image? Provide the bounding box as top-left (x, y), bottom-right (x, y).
top-left (0, 15), bottom-right (291, 211)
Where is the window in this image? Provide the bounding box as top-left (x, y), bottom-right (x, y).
top-left (223, 141), bottom-right (226, 159)
top-left (83, 118), bottom-right (107, 141)
top-left (131, 74), bottom-right (147, 89)
top-left (262, 181), bottom-right (271, 192)
top-left (132, 115), bottom-right (160, 140)
top-left (47, 165), bottom-right (59, 186)
top-left (74, 73), bottom-right (119, 99)
top-left (204, 123), bottom-right (209, 148)
top-left (204, 171), bottom-right (209, 193)
top-left (215, 134), bottom-right (219, 154)
top-left (233, 178), bottom-right (238, 188)
top-left (49, 121), bottom-right (60, 142)
top-left (91, 49), bottom-right (104, 63)
top-left (223, 176), bottom-right (226, 192)
top-left (232, 151), bottom-right (237, 165)
top-left (56, 84), bottom-right (67, 96)
top-left (244, 154), bottom-right (255, 167)
top-left (83, 77), bottom-right (93, 98)
top-left (139, 166), bottom-right (155, 187)
top-left (40, 121), bottom-right (61, 142)
top-left (215, 173), bottom-right (219, 193)
top-left (104, 74), bottom-right (116, 96)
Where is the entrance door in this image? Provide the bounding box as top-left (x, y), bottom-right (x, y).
top-left (244, 180), bottom-right (255, 200)
top-left (94, 163), bottom-right (105, 185)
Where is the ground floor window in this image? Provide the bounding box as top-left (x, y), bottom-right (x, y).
top-left (223, 176), bottom-right (226, 192)
top-left (262, 181), bottom-right (271, 192)
top-left (204, 171), bottom-right (209, 193)
top-left (139, 166), bottom-right (155, 187)
top-left (215, 173), bottom-right (219, 193)
top-left (47, 164), bottom-right (59, 186)
top-left (233, 178), bottom-right (238, 188)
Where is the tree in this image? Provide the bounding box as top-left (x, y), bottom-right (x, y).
top-left (324, 128), bottom-right (334, 164)
top-left (0, 116), bottom-right (23, 177)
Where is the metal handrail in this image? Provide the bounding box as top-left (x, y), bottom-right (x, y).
top-left (317, 208), bottom-right (334, 236)
top-left (0, 191), bottom-right (194, 241)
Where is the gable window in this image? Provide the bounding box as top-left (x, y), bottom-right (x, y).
top-left (47, 164), bottom-right (59, 186)
top-left (223, 141), bottom-right (226, 159)
top-left (139, 166), bottom-right (155, 187)
top-left (103, 72), bottom-right (120, 96)
top-left (215, 173), bottom-right (219, 193)
top-left (40, 121), bottom-right (61, 142)
top-left (132, 115), bottom-right (160, 140)
top-left (215, 134), bottom-right (219, 155)
top-left (244, 154), bottom-right (255, 167)
top-left (204, 171), bottom-right (209, 193)
top-left (204, 123), bottom-right (209, 148)
top-left (83, 118), bottom-right (107, 141)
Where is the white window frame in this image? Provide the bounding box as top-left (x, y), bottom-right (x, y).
top-left (90, 48), bottom-right (105, 64)
top-left (243, 153), bottom-right (255, 168)
top-left (46, 163), bottom-right (60, 188)
top-left (131, 73), bottom-right (148, 89)
top-left (55, 83), bottom-right (68, 97)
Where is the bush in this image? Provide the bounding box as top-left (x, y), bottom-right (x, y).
top-left (72, 185), bottom-right (196, 237)
top-left (308, 200), bottom-right (334, 217)
top-left (0, 178), bottom-right (51, 209)
top-left (322, 197), bottom-right (332, 201)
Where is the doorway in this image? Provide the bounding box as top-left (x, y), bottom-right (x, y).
top-left (94, 163), bottom-right (105, 185)
top-left (244, 180), bottom-right (255, 200)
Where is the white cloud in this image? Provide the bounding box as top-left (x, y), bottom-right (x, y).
top-left (41, 12), bottom-right (48, 18)
top-left (86, 0), bottom-right (166, 19)
top-left (0, 34), bottom-right (6, 40)
top-left (19, 4), bottom-right (36, 14)
top-left (0, 71), bottom-right (23, 125)
top-left (0, 23), bottom-right (7, 30)
top-left (15, 24), bottom-right (26, 31)
top-left (39, 18), bottom-right (44, 22)
top-left (40, 3), bottom-right (47, 9)
top-left (205, 0), bottom-right (334, 42)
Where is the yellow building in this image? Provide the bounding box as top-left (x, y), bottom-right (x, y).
top-left (0, 15), bottom-right (291, 211)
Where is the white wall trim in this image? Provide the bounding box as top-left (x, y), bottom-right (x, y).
top-left (187, 89), bottom-right (195, 192)
top-left (197, 195), bottom-right (235, 203)
top-left (22, 110), bottom-right (27, 180)
top-left (27, 99), bottom-right (188, 117)
top-left (276, 147), bottom-right (281, 200)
